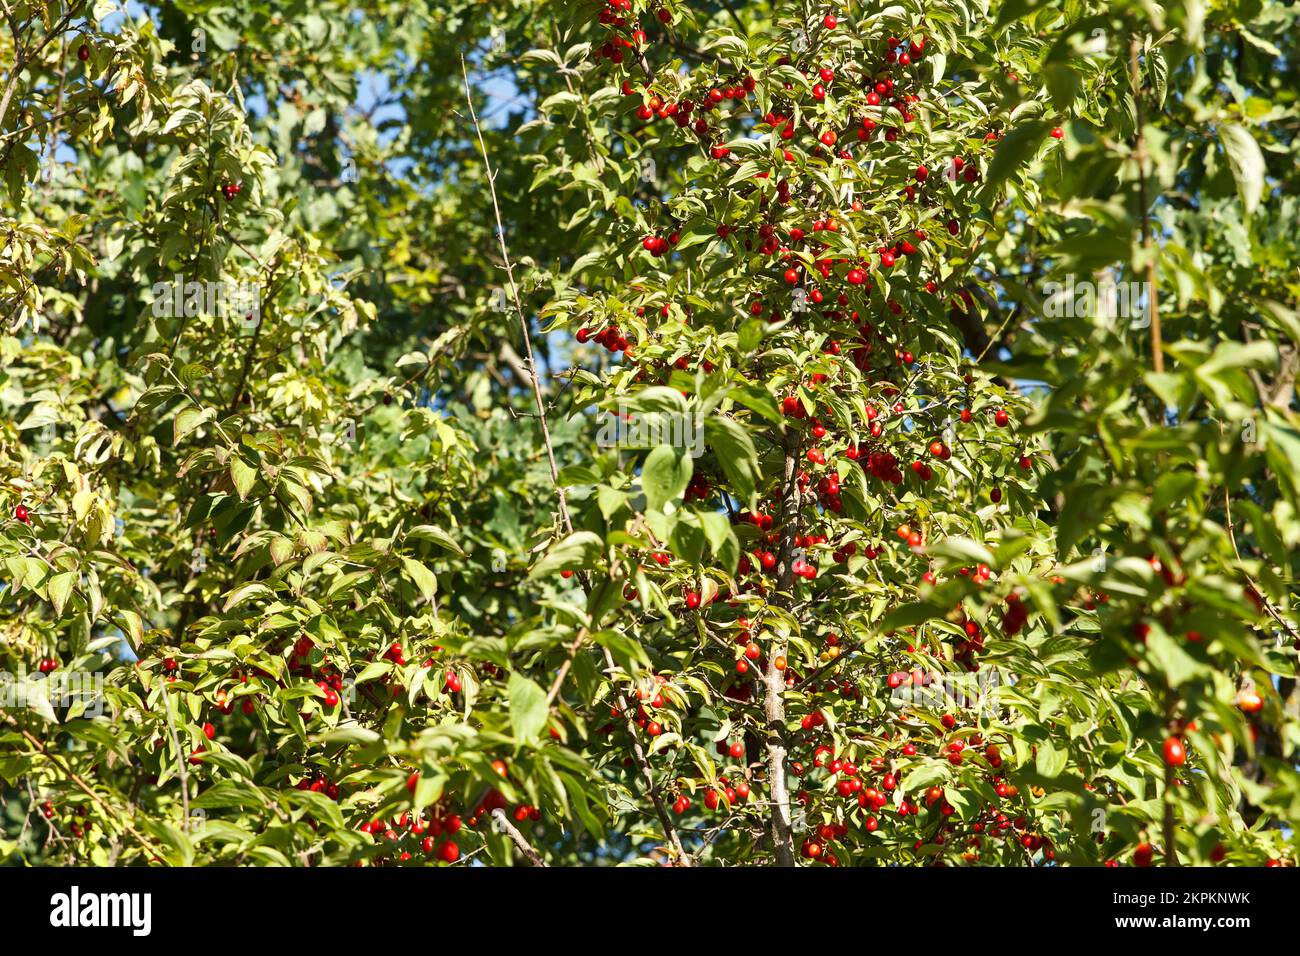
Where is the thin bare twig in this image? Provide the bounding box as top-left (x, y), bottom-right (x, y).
top-left (459, 53), bottom-right (692, 866)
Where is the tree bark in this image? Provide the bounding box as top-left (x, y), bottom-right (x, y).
top-left (764, 428), bottom-right (801, 867)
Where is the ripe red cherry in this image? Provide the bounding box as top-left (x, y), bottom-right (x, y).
top-left (1134, 842), bottom-right (1154, 867)
top-left (820, 130), bottom-right (837, 147)
top-left (728, 741), bottom-right (744, 759)
top-left (202, 722), bottom-right (215, 740)
top-left (77, 43), bottom-right (90, 61)
top-left (1163, 735), bottom-right (1187, 767)
top-left (14, 504), bottom-right (30, 523)
top-left (1050, 126), bottom-right (1064, 139)
top-left (437, 840), bottom-right (460, 863)
top-left (684, 591), bottom-right (701, 610)
top-left (914, 164), bottom-right (928, 182)
top-left (823, 14), bottom-right (837, 29)
top-left (1237, 688), bottom-right (1263, 713)
top-left (994, 408), bottom-right (1011, 427)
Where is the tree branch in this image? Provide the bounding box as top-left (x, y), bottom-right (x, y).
top-left (490, 807), bottom-right (548, 866)
top-left (764, 427), bottom-right (801, 867)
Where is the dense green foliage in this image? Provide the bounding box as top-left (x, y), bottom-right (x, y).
top-left (1, 0), bottom-right (1298, 867)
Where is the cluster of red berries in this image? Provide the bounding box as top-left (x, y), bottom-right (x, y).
top-left (639, 232), bottom-right (676, 257)
top-left (360, 811), bottom-right (462, 863)
top-left (683, 473), bottom-right (712, 502)
top-left (296, 772), bottom-right (341, 800)
top-left (593, 0), bottom-right (643, 65)
top-left (576, 323), bottom-right (631, 354)
top-left (1001, 591), bottom-right (1029, 636)
top-left (221, 181), bottom-right (242, 200)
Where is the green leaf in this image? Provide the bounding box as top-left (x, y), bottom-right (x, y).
top-left (230, 456), bottom-right (257, 500)
top-left (46, 571), bottom-right (76, 618)
top-left (983, 120), bottom-right (1052, 190)
top-left (1144, 628), bottom-right (1210, 688)
top-left (400, 556), bottom-right (438, 602)
top-left (927, 537), bottom-right (995, 570)
top-left (531, 531), bottom-right (603, 578)
top-left (1218, 124), bottom-right (1265, 215)
top-left (641, 444), bottom-right (692, 512)
top-left (1035, 740), bottom-right (1067, 778)
top-left (223, 582), bottom-right (272, 612)
top-left (704, 416), bottom-right (759, 509)
top-left (879, 600), bottom-right (945, 631)
top-left (406, 524), bottom-right (466, 556)
top-left (173, 405), bottom-right (213, 445)
top-left (508, 672), bottom-right (548, 744)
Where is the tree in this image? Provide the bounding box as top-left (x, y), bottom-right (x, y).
top-left (1, 0), bottom-right (1297, 867)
